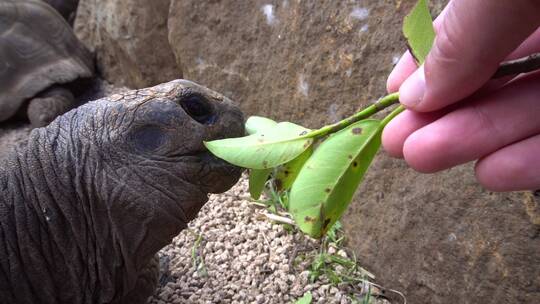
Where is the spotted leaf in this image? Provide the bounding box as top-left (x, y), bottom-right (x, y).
top-left (205, 122), bottom-right (313, 169)
top-left (289, 120), bottom-right (381, 238)
top-left (249, 168), bottom-right (272, 200)
top-left (274, 146), bottom-right (313, 192)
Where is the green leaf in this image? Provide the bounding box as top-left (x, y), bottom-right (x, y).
top-left (289, 120), bottom-right (382, 238)
top-left (249, 169), bottom-right (272, 200)
top-left (294, 292), bottom-right (313, 304)
top-left (205, 122), bottom-right (313, 169)
top-left (274, 147), bottom-right (313, 192)
top-left (403, 0), bottom-right (435, 64)
top-left (245, 116), bottom-right (277, 135)
top-left (244, 116), bottom-right (285, 200)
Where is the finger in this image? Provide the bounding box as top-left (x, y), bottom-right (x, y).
top-left (475, 134), bottom-right (540, 191)
top-left (390, 26), bottom-right (540, 96)
top-left (507, 27), bottom-right (540, 59)
top-left (399, 0), bottom-right (540, 111)
top-left (387, 52), bottom-right (416, 93)
top-left (385, 28), bottom-right (540, 160)
top-left (402, 72), bottom-right (540, 173)
top-left (381, 109), bottom-right (444, 158)
top-left (386, 51), bottom-right (417, 93)
top-left (481, 27), bottom-right (540, 91)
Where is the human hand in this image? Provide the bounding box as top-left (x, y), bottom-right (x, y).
top-left (382, 0), bottom-right (540, 191)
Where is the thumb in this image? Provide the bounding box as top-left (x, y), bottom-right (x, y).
top-left (399, 0), bottom-right (540, 112)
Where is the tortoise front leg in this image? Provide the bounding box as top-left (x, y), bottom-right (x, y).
top-left (27, 86), bottom-right (75, 128)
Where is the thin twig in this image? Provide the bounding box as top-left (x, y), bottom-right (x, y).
top-left (288, 245), bottom-right (313, 271)
top-left (493, 52), bottom-right (540, 78)
top-left (345, 276), bottom-right (407, 304)
top-left (260, 228), bottom-right (271, 248)
top-left (307, 52), bottom-right (540, 139)
top-left (248, 201), bottom-right (268, 208)
top-left (263, 212), bottom-right (296, 225)
top-left (368, 282), bottom-right (407, 304)
top-left (306, 93), bottom-right (400, 139)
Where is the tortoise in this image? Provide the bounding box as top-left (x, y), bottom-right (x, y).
top-left (0, 79), bottom-right (244, 303)
top-left (0, 0), bottom-right (94, 128)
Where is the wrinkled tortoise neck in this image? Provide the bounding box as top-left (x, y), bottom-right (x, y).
top-left (0, 107), bottom-right (148, 302)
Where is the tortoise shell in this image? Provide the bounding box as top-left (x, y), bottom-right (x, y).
top-left (0, 0), bottom-right (93, 122)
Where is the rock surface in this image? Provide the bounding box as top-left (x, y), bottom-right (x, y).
top-left (71, 0), bottom-right (540, 303)
top-left (343, 157), bottom-right (540, 304)
top-left (168, 0), bottom-right (408, 127)
top-left (74, 0), bottom-right (180, 88)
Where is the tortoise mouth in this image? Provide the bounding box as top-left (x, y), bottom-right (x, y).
top-left (195, 151), bottom-right (243, 194)
top-left (198, 151), bottom-right (242, 174)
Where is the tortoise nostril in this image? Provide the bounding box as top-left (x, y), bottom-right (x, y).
top-left (180, 94), bottom-right (216, 124)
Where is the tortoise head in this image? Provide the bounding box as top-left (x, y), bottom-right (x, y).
top-left (42, 79), bottom-right (244, 262)
top-left (100, 79), bottom-right (245, 196)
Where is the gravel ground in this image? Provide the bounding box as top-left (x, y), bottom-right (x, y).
top-left (148, 177), bottom-right (391, 304)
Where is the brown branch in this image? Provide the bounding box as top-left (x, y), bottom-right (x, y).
top-left (493, 52), bottom-right (540, 79)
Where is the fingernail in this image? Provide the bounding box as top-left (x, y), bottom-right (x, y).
top-left (399, 65), bottom-right (425, 108)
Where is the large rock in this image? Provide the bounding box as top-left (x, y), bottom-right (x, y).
top-left (168, 0), bottom-right (414, 127)
top-left (343, 157), bottom-right (540, 303)
top-left (73, 0), bottom-right (540, 302)
top-left (73, 0), bottom-right (180, 88)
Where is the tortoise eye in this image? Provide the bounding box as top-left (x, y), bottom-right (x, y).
top-left (180, 94), bottom-right (215, 124)
top-left (130, 125), bottom-right (168, 153)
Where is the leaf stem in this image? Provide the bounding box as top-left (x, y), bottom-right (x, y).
top-left (381, 104), bottom-right (405, 128)
top-left (306, 92), bottom-right (400, 138)
top-left (304, 50), bottom-right (540, 141)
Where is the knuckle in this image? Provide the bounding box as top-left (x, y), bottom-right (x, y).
top-left (428, 17), bottom-right (463, 68)
top-left (468, 103), bottom-right (506, 149)
top-left (470, 104), bottom-right (497, 134)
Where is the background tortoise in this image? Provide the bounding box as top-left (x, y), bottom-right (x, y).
top-left (41, 0), bottom-right (79, 24)
top-left (0, 0), bottom-right (94, 128)
top-left (0, 79), bottom-right (244, 303)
